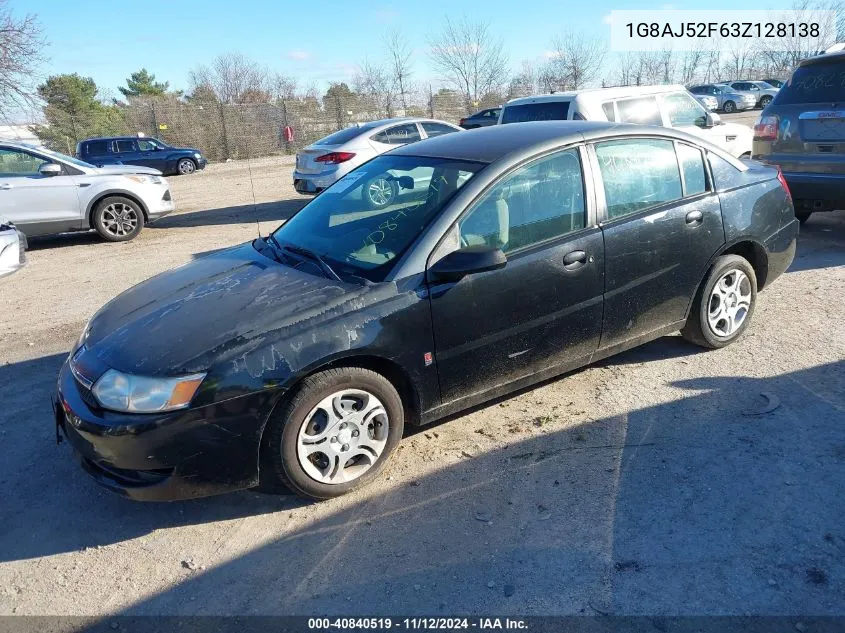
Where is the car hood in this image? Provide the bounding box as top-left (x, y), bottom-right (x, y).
top-left (82, 242), bottom-right (380, 376)
top-left (89, 165), bottom-right (163, 176)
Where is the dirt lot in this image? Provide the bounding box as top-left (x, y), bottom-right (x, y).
top-left (1, 117), bottom-right (844, 617)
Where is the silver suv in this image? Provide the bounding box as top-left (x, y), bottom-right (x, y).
top-left (0, 142), bottom-right (175, 242)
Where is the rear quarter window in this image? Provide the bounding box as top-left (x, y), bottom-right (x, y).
top-left (775, 62), bottom-right (845, 104)
top-left (501, 101), bottom-right (570, 124)
top-left (83, 141), bottom-right (109, 156)
top-left (707, 152), bottom-right (741, 191)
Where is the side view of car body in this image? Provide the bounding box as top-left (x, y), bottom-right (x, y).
top-left (762, 78), bottom-right (785, 88)
top-left (292, 117), bottom-right (462, 204)
top-left (498, 85), bottom-right (753, 158)
top-left (459, 107), bottom-right (502, 129)
top-left (0, 219), bottom-right (26, 279)
top-left (726, 81), bottom-right (779, 109)
top-left (0, 141), bottom-right (175, 242)
top-left (692, 94), bottom-right (719, 111)
top-left (689, 84), bottom-right (758, 113)
top-left (55, 122), bottom-right (797, 502)
top-left (77, 137), bottom-right (207, 176)
top-left (752, 51), bottom-right (845, 222)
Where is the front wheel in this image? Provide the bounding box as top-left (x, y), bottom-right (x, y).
top-left (176, 158), bottom-right (197, 175)
top-left (681, 255), bottom-right (757, 349)
top-left (92, 196), bottom-right (144, 242)
top-left (263, 367), bottom-right (404, 499)
top-left (722, 100), bottom-right (736, 114)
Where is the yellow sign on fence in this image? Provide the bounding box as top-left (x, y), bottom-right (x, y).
top-left (158, 124), bottom-right (168, 130)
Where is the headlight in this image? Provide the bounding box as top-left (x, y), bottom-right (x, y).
top-left (125, 174), bottom-right (163, 185)
top-left (193, 152), bottom-right (202, 160)
top-left (92, 369), bottom-right (206, 413)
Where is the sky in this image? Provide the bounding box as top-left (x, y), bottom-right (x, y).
top-left (29, 0), bottom-right (778, 101)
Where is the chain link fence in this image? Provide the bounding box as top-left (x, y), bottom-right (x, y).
top-left (32, 90), bottom-right (474, 162)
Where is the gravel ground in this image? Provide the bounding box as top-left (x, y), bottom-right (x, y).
top-left (1, 117), bottom-right (844, 617)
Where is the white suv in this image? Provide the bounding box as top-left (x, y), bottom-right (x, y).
top-left (0, 142), bottom-right (175, 242)
top-left (499, 85), bottom-right (753, 158)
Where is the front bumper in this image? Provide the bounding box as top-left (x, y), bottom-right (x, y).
top-left (54, 361), bottom-right (274, 501)
top-left (147, 186), bottom-right (176, 221)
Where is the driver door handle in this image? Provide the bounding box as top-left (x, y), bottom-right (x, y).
top-left (563, 250), bottom-right (587, 270)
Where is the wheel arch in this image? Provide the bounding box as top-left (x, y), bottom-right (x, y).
top-left (86, 190), bottom-right (150, 227)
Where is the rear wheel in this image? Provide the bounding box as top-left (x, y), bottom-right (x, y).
top-left (722, 100), bottom-right (736, 114)
top-left (92, 196), bottom-right (144, 242)
top-left (759, 95), bottom-right (773, 108)
top-left (682, 255), bottom-right (757, 350)
top-left (263, 367), bottom-right (404, 499)
top-left (796, 211), bottom-right (812, 224)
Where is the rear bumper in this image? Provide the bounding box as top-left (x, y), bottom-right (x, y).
top-left (764, 218), bottom-right (799, 288)
top-left (293, 178), bottom-right (324, 195)
top-left (782, 172), bottom-right (845, 209)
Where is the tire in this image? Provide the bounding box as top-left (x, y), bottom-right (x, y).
top-left (759, 95), bottom-right (773, 108)
top-left (681, 254), bottom-right (758, 350)
top-left (363, 174), bottom-right (398, 209)
top-left (176, 158), bottom-right (197, 175)
top-left (91, 196), bottom-right (145, 242)
top-left (722, 101), bottom-right (736, 114)
top-left (263, 367), bottom-right (404, 499)
top-left (796, 211), bottom-right (812, 225)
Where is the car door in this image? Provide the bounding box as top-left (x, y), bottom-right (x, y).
top-left (369, 123), bottom-right (423, 154)
top-left (136, 138), bottom-right (165, 170)
top-left (427, 146), bottom-right (605, 403)
top-left (113, 139), bottom-right (141, 166)
top-left (0, 147), bottom-right (82, 236)
top-left (590, 137), bottom-right (724, 350)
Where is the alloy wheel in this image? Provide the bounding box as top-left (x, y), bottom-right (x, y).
top-left (178, 159), bottom-right (196, 175)
top-left (296, 389), bottom-right (389, 484)
top-left (707, 269), bottom-right (752, 337)
top-left (366, 177), bottom-right (394, 207)
top-left (101, 203), bottom-right (139, 237)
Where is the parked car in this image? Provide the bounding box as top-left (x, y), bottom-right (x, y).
top-left (293, 118), bottom-right (462, 206)
top-left (459, 107), bottom-right (501, 129)
top-left (752, 50), bottom-right (845, 223)
top-left (0, 219), bottom-right (26, 279)
top-left (498, 85), bottom-right (753, 157)
top-left (55, 121), bottom-right (797, 501)
top-left (689, 84), bottom-right (758, 113)
top-left (761, 78), bottom-right (785, 89)
top-left (692, 94), bottom-right (719, 111)
top-left (0, 141), bottom-right (174, 241)
top-left (77, 136), bottom-right (207, 176)
top-left (726, 81), bottom-right (779, 109)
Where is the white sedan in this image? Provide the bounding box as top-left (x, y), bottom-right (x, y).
top-left (293, 118), bottom-right (463, 208)
top-left (0, 141), bottom-right (175, 242)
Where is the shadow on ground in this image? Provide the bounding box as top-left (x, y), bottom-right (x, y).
top-left (151, 200), bottom-right (304, 230)
top-left (787, 211), bottom-right (845, 273)
top-left (2, 349), bottom-right (843, 616)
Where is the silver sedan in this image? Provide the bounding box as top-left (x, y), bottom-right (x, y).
top-left (293, 118), bottom-right (463, 208)
top-left (727, 81), bottom-right (780, 109)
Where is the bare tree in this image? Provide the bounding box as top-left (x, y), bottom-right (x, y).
top-left (385, 29), bottom-right (413, 112)
top-left (269, 72), bottom-right (297, 100)
top-left (542, 32), bottom-right (606, 90)
top-left (508, 61), bottom-right (538, 98)
top-left (189, 52), bottom-right (269, 104)
top-left (0, 1), bottom-right (46, 120)
top-left (679, 44), bottom-right (707, 85)
top-left (429, 16), bottom-right (508, 111)
top-left (353, 57), bottom-right (395, 117)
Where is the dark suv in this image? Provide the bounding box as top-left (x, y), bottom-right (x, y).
top-left (752, 52), bottom-right (845, 223)
top-left (77, 137), bottom-right (207, 176)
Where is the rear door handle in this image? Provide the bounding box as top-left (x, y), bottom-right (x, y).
top-left (0, 183), bottom-right (12, 190)
top-left (563, 250), bottom-right (588, 270)
top-left (685, 210), bottom-right (703, 225)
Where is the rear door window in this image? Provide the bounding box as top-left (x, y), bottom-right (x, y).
top-left (114, 140), bottom-right (137, 153)
top-left (84, 141), bottom-right (110, 156)
top-left (677, 143), bottom-right (707, 195)
top-left (615, 97), bottom-right (663, 126)
top-left (371, 123), bottom-right (422, 144)
top-left (501, 101), bottom-right (570, 124)
top-left (776, 62), bottom-right (845, 104)
top-left (421, 122), bottom-right (458, 138)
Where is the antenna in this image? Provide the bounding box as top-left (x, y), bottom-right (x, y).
top-left (245, 146), bottom-right (260, 238)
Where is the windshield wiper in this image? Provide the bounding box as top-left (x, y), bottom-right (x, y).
top-left (280, 243), bottom-right (342, 282)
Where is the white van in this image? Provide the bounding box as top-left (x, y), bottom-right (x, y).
top-left (498, 85), bottom-right (752, 158)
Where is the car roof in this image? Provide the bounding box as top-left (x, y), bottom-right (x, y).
top-left (800, 50), bottom-right (845, 66)
top-left (389, 120), bottom-right (739, 166)
top-left (503, 84), bottom-right (689, 106)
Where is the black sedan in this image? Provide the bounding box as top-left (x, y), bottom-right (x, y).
top-left (55, 121), bottom-right (798, 501)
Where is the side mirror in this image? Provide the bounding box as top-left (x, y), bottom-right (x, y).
top-left (39, 163), bottom-right (62, 177)
top-left (429, 246), bottom-right (507, 282)
top-left (396, 175), bottom-right (414, 190)
top-left (704, 112), bottom-right (723, 128)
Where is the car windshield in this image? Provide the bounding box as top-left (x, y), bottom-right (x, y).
top-left (315, 122), bottom-right (382, 146)
top-left (37, 146), bottom-right (95, 169)
top-left (269, 155), bottom-right (484, 282)
top-left (775, 63), bottom-right (845, 104)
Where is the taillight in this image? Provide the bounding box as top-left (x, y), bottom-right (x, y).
top-left (776, 167), bottom-right (792, 202)
top-left (315, 152), bottom-right (356, 164)
top-left (459, 118), bottom-right (466, 126)
top-left (754, 115), bottom-right (779, 141)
